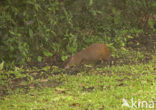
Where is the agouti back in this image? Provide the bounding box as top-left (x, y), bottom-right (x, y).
top-left (65, 43), bottom-right (111, 69)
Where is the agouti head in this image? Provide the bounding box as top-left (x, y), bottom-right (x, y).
top-left (64, 43), bottom-right (111, 69)
top-left (64, 54), bottom-right (82, 69)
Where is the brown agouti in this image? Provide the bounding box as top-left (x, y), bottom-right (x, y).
top-left (65, 43), bottom-right (111, 69)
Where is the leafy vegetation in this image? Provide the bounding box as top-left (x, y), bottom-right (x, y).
top-left (0, 0), bottom-right (156, 109)
top-left (0, 0), bottom-right (156, 69)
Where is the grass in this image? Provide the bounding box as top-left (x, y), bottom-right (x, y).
top-left (0, 56), bottom-right (156, 110)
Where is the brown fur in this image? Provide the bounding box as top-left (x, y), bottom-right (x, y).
top-left (65, 43), bottom-right (111, 69)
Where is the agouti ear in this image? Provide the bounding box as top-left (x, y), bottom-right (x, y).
top-left (68, 55), bottom-right (72, 58)
top-left (67, 55), bottom-right (72, 61)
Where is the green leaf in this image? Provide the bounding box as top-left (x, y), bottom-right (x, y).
top-left (35, 4), bottom-right (40, 11)
top-left (29, 29), bottom-right (33, 37)
top-left (0, 61), bottom-right (4, 70)
top-left (43, 50), bottom-right (53, 57)
top-left (151, 2), bottom-right (156, 7)
top-left (89, 0), bottom-right (93, 6)
top-left (9, 30), bottom-right (15, 35)
top-left (148, 20), bottom-right (154, 28)
top-left (42, 66), bottom-right (50, 71)
top-left (37, 56), bottom-right (42, 62)
top-left (112, 7), bottom-right (116, 14)
top-left (61, 56), bottom-right (68, 61)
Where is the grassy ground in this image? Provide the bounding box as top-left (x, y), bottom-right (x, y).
top-left (0, 52), bottom-right (156, 110)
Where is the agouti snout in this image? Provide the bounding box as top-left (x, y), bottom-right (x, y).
top-left (65, 43), bottom-right (111, 69)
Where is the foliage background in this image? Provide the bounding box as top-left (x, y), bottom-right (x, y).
top-left (0, 0), bottom-right (156, 69)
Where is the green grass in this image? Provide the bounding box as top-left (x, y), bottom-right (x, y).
top-left (0, 61), bottom-right (156, 110)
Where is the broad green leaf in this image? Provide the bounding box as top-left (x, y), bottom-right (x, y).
top-left (43, 50), bottom-right (53, 57)
top-left (29, 29), bottom-right (33, 37)
top-left (9, 30), bottom-right (15, 35)
top-left (61, 55), bottom-right (68, 61)
top-left (0, 61), bottom-right (4, 70)
top-left (89, 0), bottom-right (93, 6)
top-left (37, 56), bottom-right (42, 62)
